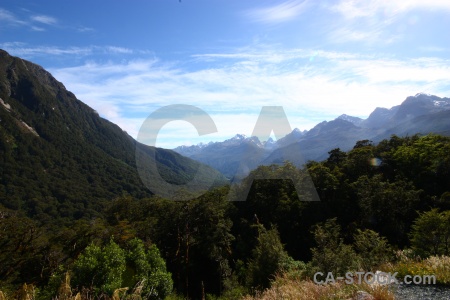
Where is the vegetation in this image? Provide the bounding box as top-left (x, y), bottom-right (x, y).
top-left (1, 133), bottom-right (450, 299)
top-left (242, 275), bottom-right (395, 300)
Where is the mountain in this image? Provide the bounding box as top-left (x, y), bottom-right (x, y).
top-left (264, 118), bottom-right (374, 165)
top-left (174, 134), bottom-right (272, 179)
top-left (360, 106), bottom-right (399, 129)
top-left (173, 93), bottom-right (450, 177)
top-left (276, 128), bottom-right (306, 148)
top-left (337, 114), bottom-right (363, 126)
top-left (0, 49), bottom-right (227, 221)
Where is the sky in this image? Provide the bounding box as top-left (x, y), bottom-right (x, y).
top-left (1, 0), bottom-right (450, 148)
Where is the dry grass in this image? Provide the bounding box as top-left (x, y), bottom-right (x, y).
top-left (384, 254), bottom-right (450, 285)
top-left (0, 273), bottom-right (149, 300)
top-left (242, 274), bottom-right (395, 300)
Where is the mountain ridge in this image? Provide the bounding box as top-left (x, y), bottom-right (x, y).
top-left (174, 93), bottom-right (450, 178)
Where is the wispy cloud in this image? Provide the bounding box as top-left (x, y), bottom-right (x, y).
top-left (0, 8), bottom-right (27, 26)
top-left (0, 43), bottom-right (94, 56)
top-left (105, 46), bottom-right (133, 54)
top-left (244, 0), bottom-right (309, 24)
top-left (419, 46), bottom-right (447, 52)
top-left (0, 8), bottom-right (59, 31)
top-left (326, 0), bottom-right (450, 44)
top-left (76, 26), bottom-right (95, 32)
top-left (331, 0), bottom-right (450, 19)
top-left (31, 14), bottom-right (57, 25)
top-left (31, 26), bottom-right (45, 32)
top-left (48, 47), bottom-right (450, 148)
top-left (0, 43), bottom-right (137, 58)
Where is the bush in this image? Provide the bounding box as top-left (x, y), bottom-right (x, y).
top-left (354, 229), bottom-right (393, 271)
top-left (67, 237), bottom-right (173, 299)
top-left (308, 218), bottom-right (360, 277)
top-left (246, 225), bottom-right (292, 289)
top-left (410, 209), bottom-right (450, 257)
top-left (72, 239), bottom-right (126, 294)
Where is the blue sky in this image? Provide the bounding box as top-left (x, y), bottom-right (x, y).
top-left (1, 0), bottom-right (450, 148)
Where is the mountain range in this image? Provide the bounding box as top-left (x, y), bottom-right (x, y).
top-left (174, 93), bottom-right (450, 179)
top-left (0, 49), bottom-right (227, 221)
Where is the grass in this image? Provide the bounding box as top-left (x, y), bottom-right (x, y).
top-left (0, 273), bottom-right (163, 300)
top-left (3, 254), bottom-right (449, 299)
top-left (241, 273), bottom-right (395, 300)
top-left (382, 254), bottom-right (450, 286)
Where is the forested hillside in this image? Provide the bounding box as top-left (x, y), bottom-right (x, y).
top-left (2, 133), bottom-right (450, 299)
top-left (0, 49), bottom-right (227, 223)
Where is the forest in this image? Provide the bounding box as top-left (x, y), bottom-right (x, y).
top-left (1, 133), bottom-right (450, 299)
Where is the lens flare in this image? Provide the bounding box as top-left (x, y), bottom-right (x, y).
top-left (370, 157), bottom-right (382, 167)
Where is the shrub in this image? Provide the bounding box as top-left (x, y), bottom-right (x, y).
top-left (354, 229), bottom-right (393, 271)
top-left (308, 218), bottom-right (360, 277)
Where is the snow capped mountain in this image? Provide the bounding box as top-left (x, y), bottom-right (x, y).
top-left (336, 114), bottom-right (363, 126)
top-left (231, 134), bottom-right (247, 140)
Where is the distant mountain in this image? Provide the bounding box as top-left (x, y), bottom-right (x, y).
top-left (337, 114), bottom-right (363, 126)
top-left (0, 49), bottom-right (227, 221)
top-left (264, 118), bottom-right (374, 165)
top-left (276, 128), bottom-right (306, 148)
top-left (360, 106), bottom-right (400, 129)
top-left (174, 93), bottom-right (450, 178)
top-left (174, 134), bottom-right (272, 179)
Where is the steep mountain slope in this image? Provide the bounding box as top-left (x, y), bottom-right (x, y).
top-left (0, 49), bottom-right (226, 221)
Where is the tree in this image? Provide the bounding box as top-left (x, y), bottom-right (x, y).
top-left (71, 239), bottom-right (126, 295)
top-left (308, 163), bottom-right (339, 200)
top-left (326, 148), bottom-right (347, 167)
top-left (392, 134), bottom-right (450, 197)
top-left (47, 237), bottom-right (172, 299)
top-left (353, 229), bottom-right (392, 271)
top-left (410, 209), bottom-right (450, 257)
top-left (246, 225), bottom-right (292, 289)
top-left (124, 238), bottom-right (173, 299)
top-left (309, 218), bottom-right (359, 276)
top-left (353, 139), bottom-right (373, 149)
top-left (352, 175), bottom-right (421, 245)
top-left (344, 147), bottom-right (375, 180)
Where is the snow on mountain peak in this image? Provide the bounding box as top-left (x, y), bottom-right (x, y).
top-left (415, 92), bottom-right (432, 97)
top-left (337, 114), bottom-right (363, 126)
top-left (232, 134), bottom-right (247, 140)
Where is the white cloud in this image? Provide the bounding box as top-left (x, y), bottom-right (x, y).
top-left (76, 26), bottom-right (95, 32)
top-left (244, 0), bottom-right (309, 24)
top-left (0, 44), bottom-right (94, 56)
top-left (0, 8), bottom-right (27, 26)
top-left (105, 46), bottom-right (133, 54)
top-left (0, 43), bottom-right (140, 58)
top-left (325, 0), bottom-right (450, 45)
top-left (47, 48), bottom-right (450, 148)
top-left (31, 15), bottom-right (57, 25)
top-left (331, 0), bottom-right (450, 19)
top-left (31, 26), bottom-right (45, 32)
top-left (0, 8), bottom-right (59, 30)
